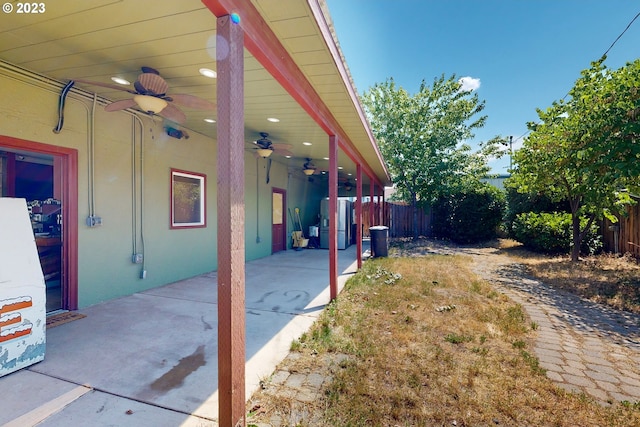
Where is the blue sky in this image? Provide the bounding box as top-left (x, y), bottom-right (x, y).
top-left (324, 0), bottom-right (640, 174)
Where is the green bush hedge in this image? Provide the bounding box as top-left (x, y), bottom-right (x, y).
top-left (502, 186), bottom-right (568, 237)
top-left (511, 212), bottom-right (602, 255)
top-left (432, 185), bottom-right (506, 244)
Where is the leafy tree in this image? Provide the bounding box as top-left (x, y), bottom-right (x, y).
top-left (362, 76), bottom-right (503, 238)
top-left (510, 58), bottom-right (640, 261)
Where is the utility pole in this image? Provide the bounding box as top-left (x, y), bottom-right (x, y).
top-left (509, 135), bottom-right (513, 171)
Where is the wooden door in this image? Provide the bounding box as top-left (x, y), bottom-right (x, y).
top-left (272, 188), bottom-right (286, 253)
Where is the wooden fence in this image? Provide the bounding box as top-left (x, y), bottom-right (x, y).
top-left (602, 200), bottom-right (640, 258)
top-left (360, 201), bottom-right (432, 238)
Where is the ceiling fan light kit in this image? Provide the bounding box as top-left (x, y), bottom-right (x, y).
top-left (134, 94), bottom-right (167, 113)
top-left (256, 148), bottom-right (273, 158)
top-left (250, 132), bottom-right (293, 158)
top-left (302, 158), bottom-right (319, 176)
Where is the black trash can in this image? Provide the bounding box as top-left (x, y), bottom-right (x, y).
top-left (369, 226), bottom-right (389, 257)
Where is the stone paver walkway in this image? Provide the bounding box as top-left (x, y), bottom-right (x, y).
top-left (461, 246), bottom-right (640, 405)
top-left (247, 352), bottom-right (348, 426)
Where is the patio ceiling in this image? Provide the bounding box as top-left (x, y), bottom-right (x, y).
top-left (0, 0), bottom-right (390, 187)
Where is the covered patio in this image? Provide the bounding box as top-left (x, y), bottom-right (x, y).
top-left (0, 242), bottom-right (367, 426)
top-left (0, 1), bottom-right (390, 424)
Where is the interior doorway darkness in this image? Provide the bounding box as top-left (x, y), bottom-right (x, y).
top-left (0, 136), bottom-right (78, 311)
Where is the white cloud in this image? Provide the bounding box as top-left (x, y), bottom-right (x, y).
top-left (458, 76), bottom-right (481, 92)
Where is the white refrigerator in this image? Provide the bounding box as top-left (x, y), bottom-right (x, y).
top-left (0, 198), bottom-right (46, 377)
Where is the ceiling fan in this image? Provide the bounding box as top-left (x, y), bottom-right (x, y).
top-left (251, 132), bottom-right (293, 158)
top-left (339, 176), bottom-right (354, 192)
top-left (72, 66), bottom-right (215, 124)
top-left (302, 158), bottom-right (325, 176)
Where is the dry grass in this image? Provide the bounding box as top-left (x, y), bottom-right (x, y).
top-left (496, 239), bottom-right (640, 314)
top-left (247, 247), bottom-right (640, 426)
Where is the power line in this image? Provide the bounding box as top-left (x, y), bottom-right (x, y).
top-left (601, 11), bottom-right (640, 59)
top-left (514, 10), bottom-right (640, 146)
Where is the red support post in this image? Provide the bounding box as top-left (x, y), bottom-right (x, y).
top-left (356, 163), bottom-right (363, 269)
top-left (378, 186), bottom-right (385, 225)
top-left (329, 135), bottom-right (338, 300)
top-left (216, 14), bottom-right (246, 427)
top-left (369, 180), bottom-right (375, 227)
top-left (381, 191), bottom-right (391, 227)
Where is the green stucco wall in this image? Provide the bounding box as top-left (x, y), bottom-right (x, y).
top-left (0, 70), bottom-right (327, 308)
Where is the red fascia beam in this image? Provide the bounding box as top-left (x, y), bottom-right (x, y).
top-left (306, 0), bottom-right (388, 177)
top-left (201, 0), bottom-right (385, 183)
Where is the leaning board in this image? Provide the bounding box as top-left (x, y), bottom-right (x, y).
top-left (0, 198), bottom-right (46, 377)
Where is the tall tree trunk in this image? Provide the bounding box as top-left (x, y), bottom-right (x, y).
top-left (411, 192), bottom-right (419, 240)
top-left (568, 194), bottom-right (582, 262)
top-left (571, 212), bottom-right (581, 262)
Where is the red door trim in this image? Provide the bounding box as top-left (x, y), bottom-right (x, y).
top-left (0, 135), bottom-right (79, 310)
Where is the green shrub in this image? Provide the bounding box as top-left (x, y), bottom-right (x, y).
top-left (502, 185), bottom-right (568, 237)
top-left (432, 184), bottom-right (506, 243)
top-left (511, 212), bottom-right (602, 255)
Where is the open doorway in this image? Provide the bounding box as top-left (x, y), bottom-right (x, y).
top-left (1, 137), bottom-right (78, 312)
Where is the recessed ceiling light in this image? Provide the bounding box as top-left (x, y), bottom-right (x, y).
top-left (199, 68), bottom-right (217, 78)
top-left (285, 155), bottom-right (292, 158)
top-left (348, 173), bottom-right (352, 176)
top-left (111, 76), bottom-right (130, 85)
top-left (204, 118), bottom-right (216, 123)
top-left (323, 157), bottom-right (330, 160)
top-left (303, 141), bottom-right (312, 146)
top-left (338, 166), bottom-right (343, 170)
top-left (267, 117), bottom-right (280, 123)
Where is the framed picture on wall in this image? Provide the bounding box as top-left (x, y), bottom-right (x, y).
top-left (170, 169), bottom-right (206, 228)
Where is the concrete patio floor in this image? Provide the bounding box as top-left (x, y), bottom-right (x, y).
top-left (1, 243), bottom-right (366, 426)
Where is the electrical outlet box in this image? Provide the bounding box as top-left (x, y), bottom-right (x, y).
top-left (86, 215), bottom-right (102, 227)
top-left (132, 253), bottom-right (143, 264)
top-left (140, 270), bottom-right (147, 279)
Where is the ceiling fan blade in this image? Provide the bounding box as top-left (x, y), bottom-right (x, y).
top-left (136, 72), bottom-right (168, 95)
top-left (271, 143), bottom-right (293, 150)
top-left (104, 98), bottom-right (137, 112)
top-left (274, 148), bottom-right (294, 157)
top-left (72, 79), bottom-right (137, 94)
top-left (159, 103), bottom-right (187, 124)
top-left (169, 94), bottom-right (216, 110)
